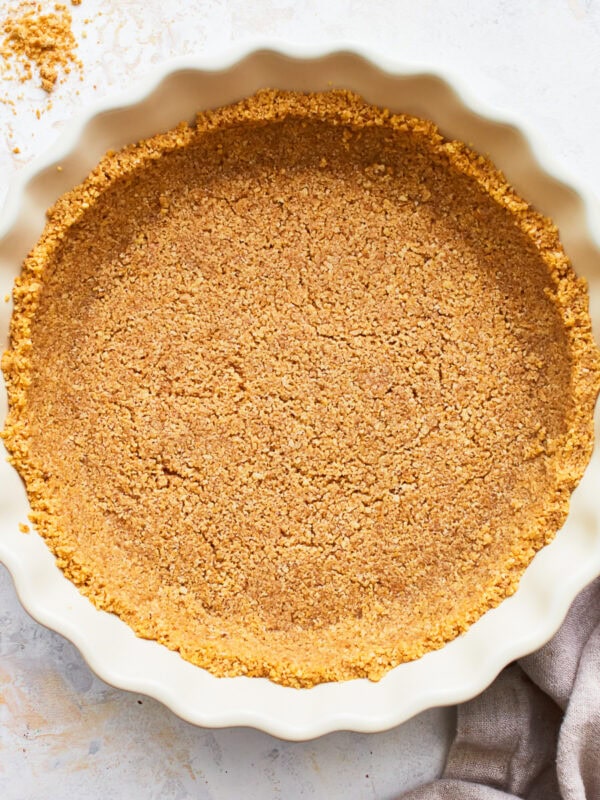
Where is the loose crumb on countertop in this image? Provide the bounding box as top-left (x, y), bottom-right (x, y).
top-left (0, 1), bottom-right (82, 93)
top-left (2, 90), bottom-right (600, 687)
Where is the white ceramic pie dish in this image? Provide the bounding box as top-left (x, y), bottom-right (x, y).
top-left (1, 46), bottom-right (600, 741)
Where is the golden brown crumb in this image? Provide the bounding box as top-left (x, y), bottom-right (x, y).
top-left (18, 522), bottom-right (30, 533)
top-left (3, 294), bottom-right (10, 302)
top-left (0, 95), bottom-right (16, 114)
top-left (0, 2), bottom-right (82, 95)
top-left (2, 90), bottom-right (599, 687)
top-left (12, 145), bottom-right (20, 153)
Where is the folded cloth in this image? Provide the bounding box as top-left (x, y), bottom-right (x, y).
top-left (401, 577), bottom-right (600, 800)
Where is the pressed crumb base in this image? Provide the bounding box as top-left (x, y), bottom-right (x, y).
top-left (3, 91), bottom-right (600, 687)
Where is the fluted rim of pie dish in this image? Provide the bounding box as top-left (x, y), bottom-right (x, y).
top-left (1, 43), bottom-right (599, 740)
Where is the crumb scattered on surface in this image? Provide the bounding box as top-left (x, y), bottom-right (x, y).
top-left (2, 90), bottom-right (600, 687)
top-left (0, 2), bottom-right (82, 94)
top-left (12, 145), bottom-right (20, 153)
top-left (18, 522), bottom-right (30, 533)
top-left (0, 95), bottom-right (17, 115)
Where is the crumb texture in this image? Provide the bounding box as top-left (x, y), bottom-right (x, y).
top-left (3, 90), bottom-right (600, 686)
top-left (1, 2), bottom-right (81, 93)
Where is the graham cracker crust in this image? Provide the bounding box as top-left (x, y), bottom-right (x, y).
top-left (3, 90), bottom-right (599, 686)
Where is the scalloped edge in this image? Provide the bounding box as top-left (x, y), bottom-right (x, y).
top-left (1, 45), bottom-right (599, 740)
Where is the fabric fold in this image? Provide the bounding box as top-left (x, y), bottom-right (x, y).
top-left (399, 577), bottom-right (600, 800)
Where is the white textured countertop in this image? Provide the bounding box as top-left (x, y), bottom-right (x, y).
top-left (1, 1), bottom-right (600, 797)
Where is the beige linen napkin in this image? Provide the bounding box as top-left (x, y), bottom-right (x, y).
top-left (401, 577), bottom-right (600, 800)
